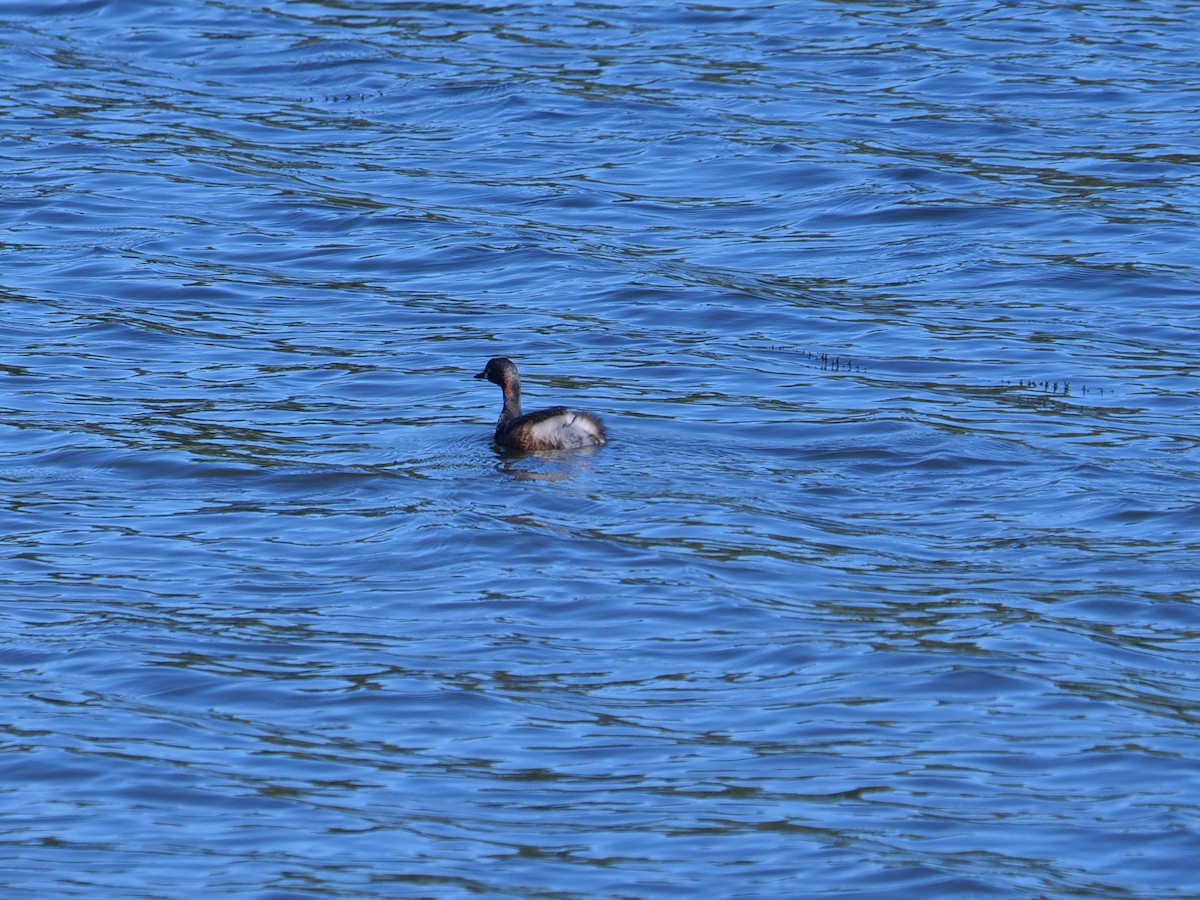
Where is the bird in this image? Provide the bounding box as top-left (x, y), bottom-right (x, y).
top-left (474, 357), bottom-right (607, 452)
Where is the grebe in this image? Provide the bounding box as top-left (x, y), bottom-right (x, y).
top-left (474, 357), bottom-right (607, 452)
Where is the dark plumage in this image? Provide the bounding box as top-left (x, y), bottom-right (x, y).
top-left (474, 357), bottom-right (607, 452)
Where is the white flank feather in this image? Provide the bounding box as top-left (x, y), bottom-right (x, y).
top-left (526, 412), bottom-right (606, 449)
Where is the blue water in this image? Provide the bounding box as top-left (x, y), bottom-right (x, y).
top-left (2, 1), bottom-right (1199, 896)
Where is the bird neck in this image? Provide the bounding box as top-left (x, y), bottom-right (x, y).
top-left (499, 375), bottom-right (522, 424)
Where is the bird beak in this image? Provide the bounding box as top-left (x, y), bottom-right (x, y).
top-left (474, 369), bottom-right (487, 380)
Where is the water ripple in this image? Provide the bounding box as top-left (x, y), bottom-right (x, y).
top-left (3, 0), bottom-right (1200, 896)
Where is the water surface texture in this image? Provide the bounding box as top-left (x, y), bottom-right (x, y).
top-left (2, 1), bottom-right (1199, 896)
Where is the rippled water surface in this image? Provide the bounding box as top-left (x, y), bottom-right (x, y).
top-left (3, 1), bottom-right (1199, 896)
